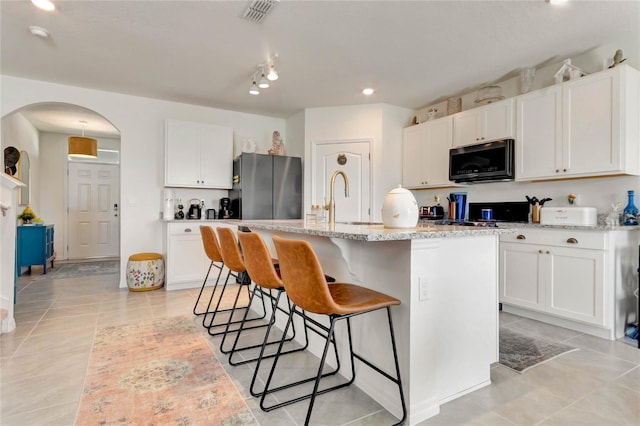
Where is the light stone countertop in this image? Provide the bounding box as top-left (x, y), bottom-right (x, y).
top-left (226, 219), bottom-right (515, 242)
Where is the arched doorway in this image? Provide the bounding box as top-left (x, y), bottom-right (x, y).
top-left (2, 102), bottom-right (121, 262)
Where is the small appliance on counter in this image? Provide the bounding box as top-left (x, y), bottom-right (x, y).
top-left (175, 199), bottom-right (185, 220)
top-left (419, 205), bottom-right (445, 220)
top-left (219, 197), bottom-right (232, 219)
top-left (206, 208), bottom-right (216, 219)
top-left (187, 198), bottom-right (203, 220)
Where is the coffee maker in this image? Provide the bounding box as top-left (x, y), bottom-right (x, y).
top-left (219, 197), bottom-right (232, 219)
top-left (187, 199), bottom-right (203, 220)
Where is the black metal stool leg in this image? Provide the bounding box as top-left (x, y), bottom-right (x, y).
top-left (193, 261), bottom-right (224, 316)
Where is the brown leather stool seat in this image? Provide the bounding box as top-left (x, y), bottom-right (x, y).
top-left (262, 236), bottom-right (407, 426)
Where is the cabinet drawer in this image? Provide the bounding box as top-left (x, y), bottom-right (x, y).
top-left (500, 229), bottom-right (606, 250)
top-left (168, 222), bottom-right (205, 235)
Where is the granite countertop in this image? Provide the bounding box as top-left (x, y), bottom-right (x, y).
top-left (228, 219), bottom-right (515, 242)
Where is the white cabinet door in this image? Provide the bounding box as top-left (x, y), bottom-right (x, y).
top-left (563, 72), bottom-right (620, 175)
top-left (199, 124), bottom-right (233, 189)
top-left (165, 120), bottom-right (201, 186)
top-left (546, 247), bottom-right (605, 326)
top-left (499, 242), bottom-right (545, 311)
top-left (166, 223), bottom-right (209, 289)
top-left (452, 110), bottom-right (480, 147)
top-left (453, 99), bottom-right (514, 147)
top-left (402, 124), bottom-right (426, 187)
top-left (402, 118), bottom-right (453, 188)
top-left (424, 117), bottom-right (453, 186)
top-left (516, 86), bottom-right (563, 180)
top-left (482, 99), bottom-right (515, 142)
top-left (165, 120), bottom-right (233, 188)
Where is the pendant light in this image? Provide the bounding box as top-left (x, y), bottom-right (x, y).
top-left (249, 80), bottom-right (260, 95)
top-left (258, 67), bottom-right (270, 89)
top-left (68, 121), bottom-right (98, 158)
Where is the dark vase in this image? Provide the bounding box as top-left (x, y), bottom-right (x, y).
top-left (623, 190), bottom-right (638, 226)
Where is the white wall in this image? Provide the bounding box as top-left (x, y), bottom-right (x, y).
top-left (1, 75), bottom-right (286, 287)
top-left (1, 112), bottom-right (40, 214)
top-left (303, 103), bottom-right (413, 221)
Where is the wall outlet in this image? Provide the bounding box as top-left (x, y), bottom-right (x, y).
top-left (419, 277), bottom-right (430, 301)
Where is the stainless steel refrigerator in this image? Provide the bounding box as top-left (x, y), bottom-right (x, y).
top-left (229, 153), bottom-right (302, 220)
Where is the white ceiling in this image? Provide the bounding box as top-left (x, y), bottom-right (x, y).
top-left (2, 0), bottom-right (639, 137)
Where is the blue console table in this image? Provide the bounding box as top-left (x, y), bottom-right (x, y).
top-left (16, 225), bottom-right (54, 275)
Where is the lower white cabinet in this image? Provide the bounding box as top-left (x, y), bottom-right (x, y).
top-left (165, 221), bottom-right (236, 290)
top-left (498, 228), bottom-right (640, 340)
top-left (166, 222), bottom-right (209, 290)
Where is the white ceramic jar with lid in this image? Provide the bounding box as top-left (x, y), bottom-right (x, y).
top-left (382, 185), bottom-right (419, 228)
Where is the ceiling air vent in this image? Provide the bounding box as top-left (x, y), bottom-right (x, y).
top-left (242, 0), bottom-right (278, 23)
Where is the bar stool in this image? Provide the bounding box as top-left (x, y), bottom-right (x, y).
top-left (265, 236), bottom-right (407, 426)
top-left (209, 227), bottom-right (267, 339)
top-left (193, 226), bottom-right (225, 316)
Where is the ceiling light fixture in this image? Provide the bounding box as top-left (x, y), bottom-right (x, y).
top-left (258, 68), bottom-right (270, 89)
top-left (267, 64), bottom-right (278, 81)
top-left (249, 80), bottom-right (260, 95)
top-left (362, 88), bottom-right (374, 96)
top-left (31, 0), bottom-right (55, 11)
top-left (548, 0), bottom-right (568, 4)
top-left (68, 121), bottom-right (98, 158)
top-left (29, 25), bottom-right (50, 38)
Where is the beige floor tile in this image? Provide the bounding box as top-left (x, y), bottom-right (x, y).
top-left (30, 314), bottom-right (98, 336)
top-left (540, 383), bottom-right (640, 426)
top-left (2, 345), bottom-right (90, 383)
top-left (41, 303), bottom-right (101, 320)
top-left (492, 387), bottom-right (572, 425)
top-left (567, 332), bottom-right (640, 364)
top-left (614, 365), bottom-right (640, 392)
top-left (13, 328), bottom-right (94, 356)
top-left (0, 401), bottom-right (78, 426)
top-left (1, 366), bottom-right (86, 417)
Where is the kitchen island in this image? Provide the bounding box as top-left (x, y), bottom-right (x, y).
top-left (208, 219), bottom-right (514, 425)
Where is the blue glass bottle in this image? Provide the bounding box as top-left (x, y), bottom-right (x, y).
top-left (623, 190), bottom-right (638, 225)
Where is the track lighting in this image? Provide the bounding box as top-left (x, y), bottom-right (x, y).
top-left (248, 55), bottom-right (279, 96)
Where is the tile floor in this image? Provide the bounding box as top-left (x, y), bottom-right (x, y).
top-left (1, 262), bottom-right (639, 425)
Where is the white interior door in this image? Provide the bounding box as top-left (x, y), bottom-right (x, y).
top-left (68, 163), bottom-right (120, 259)
top-left (312, 140), bottom-right (371, 223)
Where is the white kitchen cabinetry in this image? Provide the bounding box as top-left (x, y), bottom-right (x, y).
top-left (402, 117), bottom-right (453, 188)
top-left (166, 222), bottom-right (208, 290)
top-left (516, 65), bottom-right (640, 180)
top-left (452, 98), bottom-right (514, 148)
top-left (165, 120), bottom-right (233, 188)
top-left (500, 228), bottom-right (640, 340)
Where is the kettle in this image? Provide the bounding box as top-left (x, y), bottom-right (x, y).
top-left (187, 198), bottom-right (202, 220)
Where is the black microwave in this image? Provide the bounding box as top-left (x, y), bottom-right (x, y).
top-left (449, 139), bottom-right (515, 183)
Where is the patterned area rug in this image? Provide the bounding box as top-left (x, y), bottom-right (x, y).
top-left (499, 327), bottom-right (578, 373)
top-left (75, 316), bottom-right (258, 425)
top-left (43, 260), bottom-right (119, 279)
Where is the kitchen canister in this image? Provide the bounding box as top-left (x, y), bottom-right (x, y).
top-left (382, 185), bottom-right (419, 228)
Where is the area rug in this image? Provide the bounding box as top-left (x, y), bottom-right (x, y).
top-left (499, 327), bottom-right (578, 373)
top-left (75, 316), bottom-right (258, 425)
top-left (44, 260), bottom-right (119, 279)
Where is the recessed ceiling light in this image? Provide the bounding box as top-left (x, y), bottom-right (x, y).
top-left (362, 88), bottom-right (374, 96)
top-left (29, 26), bottom-right (50, 38)
top-left (31, 0), bottom-right (55, 11)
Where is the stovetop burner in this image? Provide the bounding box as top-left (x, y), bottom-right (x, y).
top-left (433, 219), bottom-right (499, 227)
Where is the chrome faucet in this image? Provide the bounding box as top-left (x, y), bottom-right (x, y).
top-left (324, 170), bottom-right (349, 224)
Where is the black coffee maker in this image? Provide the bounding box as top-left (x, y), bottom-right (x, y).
top-left (219, 197), bottom-right (232, 219)
top-left (187, 198), bottom-right (202, 220)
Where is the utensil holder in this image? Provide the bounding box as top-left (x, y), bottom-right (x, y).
top-left (532, 204), bottom-right (541, 223)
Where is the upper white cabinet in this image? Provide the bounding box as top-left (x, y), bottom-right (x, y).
top-left (516, 65), bottom-right (640, 180)
top-left (165, 119), bottom-right (233, 188)
top-left (402, 116), bottom-right (453, 188)
top-left (452, 98), bottom-right (515, 147)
